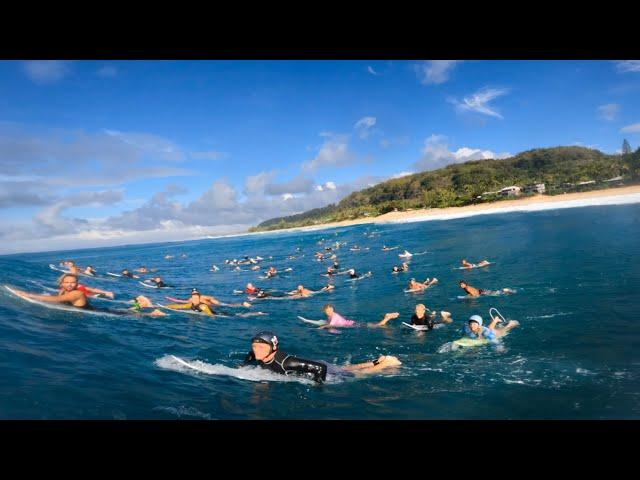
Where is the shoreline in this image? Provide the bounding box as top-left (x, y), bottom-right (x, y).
top-left (248, 185), bottom-right (640, 235)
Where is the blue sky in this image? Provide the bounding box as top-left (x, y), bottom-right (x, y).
top-left (0, 60), bottom-right (639, 254)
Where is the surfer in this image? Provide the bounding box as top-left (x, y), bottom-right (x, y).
top-left (411, 304), bottom-right (452, 329)
top-left (163, 289), bottom-right (214, 315)
top-left (399, 250), bottom-right (412, 258)
top-left (266, 267), bottom-right (277, 278)
top-left (240, 331), bottom-right (402, 383)
top-left (167, 288), bottom-right (252, 309)
top-left (129, 295), bottom-right (168, 316)
top-left (462, 314), bottom-right (519, 340)
top-left (147, 276), bottom-right (169, 288)
top-left (392, 262), bottom-right (409, 274)
top-left (83, 265), bottom-right (97, 276)
top-left (320, 304), bottom-right (400, 328)
top-left (458, 280), bottom-right (514, 297)
top-left (287, 285), bottom-right (315, 298)
top-left (407, 278), bottom-right (438, 291)
top-left (461, 259), bottom-right (490, 269)
top-left (58, 277), bottom-right (114, 299)
top-left (135, 266), bottom-right (150, 273)
top-left (16, 274), bottom-right (90, 309)
top-left (121, 269), bottom-right (140, 279)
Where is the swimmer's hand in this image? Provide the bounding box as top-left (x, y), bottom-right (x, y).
top-left (384, 312), bottom-right (400, 320)
top-left (105, 292), bottom-right (115, 299)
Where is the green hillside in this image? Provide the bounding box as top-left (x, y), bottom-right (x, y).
top-left (250, 146), bottom-right (640, 232)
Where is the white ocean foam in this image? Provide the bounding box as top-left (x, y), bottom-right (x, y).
top-left (378, 192), bottom-right (640, 225)
top-left (155, 355), bottom-right (317, 384)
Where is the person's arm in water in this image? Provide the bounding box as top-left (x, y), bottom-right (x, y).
top-left (202, 295), bottom-right (220, 306)
top-left (341, 355), bottom-right (402, 373)
top-left (239, 351), bottom-right (256, 367)
top-left (282, 356), bottom-right (327, 383)
top-left (83, 286), bottom-right (114, 298)
top-left (22, 290), bottom-right (85, 304)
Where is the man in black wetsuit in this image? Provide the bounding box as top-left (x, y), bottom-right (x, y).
top-left (241, 331), bottom-right (328, 383)
top-left (240, 331), bottom-right (402, 383)
top-left (411, 304), bottom-right (452, 329)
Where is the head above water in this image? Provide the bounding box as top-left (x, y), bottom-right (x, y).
top-left (415, 303), bottom-right (427, 316)
top-left (251, 331), bottom-right (279, 360)
top-left (59, 274), bottom-right (78, 290)
top-left (459, 280), bottom-right (468, 288)
top-left (323, 304), bottom-right (334, 315)
top-left (469, 315), bottom-right (483, 332)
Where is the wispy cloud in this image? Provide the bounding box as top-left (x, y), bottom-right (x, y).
top-left (23, 61), bottom-right (70, 84)
top-left (597, 103), bottom-right (620, 122)
top-left (413, 134), bottom-right (510, 172)
top-left (354, 116), bottom-right (376, 139)
top-left (620, 123), bottom-right (640, 133)
top-left (414, 60), bottom-right (460, 85)
top-left (449, 87), bottom-right (509, 119)
top-left (615, 61), bottom-right (640, 73)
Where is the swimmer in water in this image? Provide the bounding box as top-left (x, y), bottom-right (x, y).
top-left (399, 250), bottom-right (413, 258)
top-left (245, 283), bottom-right (259, 295)
top-left (411, 303), bottom-right (452, 329)
top-left (407, 278), bottom-right (438, 291)
top-left (461, 259), bottom-right (490, 269)
top-left (135, 266), bottom-right (149, 273)
top-left (462, 314), bottom-right (519, 340)
top-left (17, 274), bottom-right (90, 309)
top-left (319, 304), bottom-right (400, 329)
top-left (240, 331), bottom-right (402, 383)
top-left (325, 266), bottom-right (336, 276)
top-left (458, 280), bottom-right (514, 297)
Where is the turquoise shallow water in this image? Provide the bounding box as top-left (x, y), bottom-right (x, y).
top-left (0, 204), bottom-right (639, 419)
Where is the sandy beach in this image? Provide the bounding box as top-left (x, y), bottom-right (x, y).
top-left (252, 184), bottom-right (640, 234)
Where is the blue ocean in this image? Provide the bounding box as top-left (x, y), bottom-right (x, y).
top-left (1, 204), bottom-right (639, 419)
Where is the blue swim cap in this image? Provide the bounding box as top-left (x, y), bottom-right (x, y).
top-left (469, 315), bottom-right (483, 326)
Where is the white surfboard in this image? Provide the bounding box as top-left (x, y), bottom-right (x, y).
top-left (4, 285), bottom-right (120, 317)
top-left (298, 315), bottom-right (328, 326)
top-left (402, 322), bottom-right (430, 331)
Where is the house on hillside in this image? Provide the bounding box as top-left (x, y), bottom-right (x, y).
top-left (577, 180), bottom-right (596, 186)
top-left (522, 183), bottom-right (546, 194)
top-left (498, 186), bottom-right (522, 197)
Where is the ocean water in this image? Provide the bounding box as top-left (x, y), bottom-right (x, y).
top-left (0, 204), bottom-right (639, 419)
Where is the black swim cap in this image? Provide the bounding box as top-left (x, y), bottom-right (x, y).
top-left (251, 331), bottom-right (278, 351)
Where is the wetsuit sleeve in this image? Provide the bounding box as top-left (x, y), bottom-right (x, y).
top-left (283, 356), bottom-right (328, 383)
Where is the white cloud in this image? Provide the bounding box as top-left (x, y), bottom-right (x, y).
top-left (23, 61), bottom-right (70, 84)
top-left (315, 185), bottom-right (324, 191)
top-left (449, 87), bottom-right (509, 119)
top-left (615, 61), bottom-right (640, 73)
top-left (414, 60), bottom-right (460, 85)
top-left (598, 103), bottom-right (620, 122)
top-left (96, 65), bottom-right (118, 77)
top-left (265, 175), bottom-right (315, 195)
top-left (325, 181), bottom-right (336, 190)
top-left (354, 116), bottom-right (376, 139)
top-left (413, 134), bottom-right (510, 172)
top-left (282, 193), bottom-right (293, 200)
top-left (367, 66), bottom-right (381, 76)
top-left (244, 171), bottom-right (276, 195)
top-left (620, 123), bottom-right (640, 133)
top-left (302, 133), bottom-right (354, 171)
